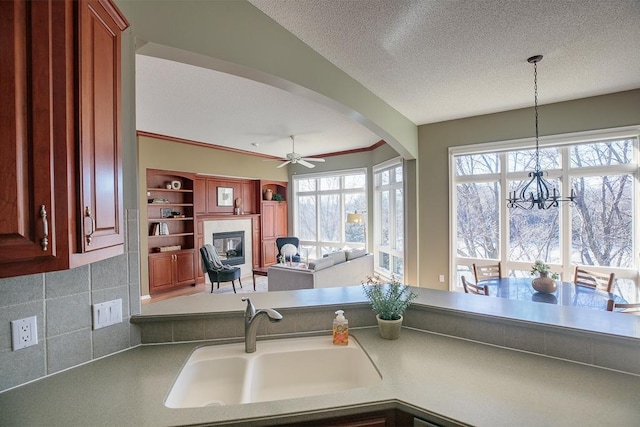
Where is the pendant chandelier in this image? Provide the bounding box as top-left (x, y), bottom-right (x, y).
top-left (506, 55), bottom-right (575, 210)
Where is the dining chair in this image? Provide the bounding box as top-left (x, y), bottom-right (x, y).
top-left (473, 262), bottom-right (502, 282)
top-left (606, 299), bottom-right (640, 314)
top-left (573, 266), bottom-right (615, 293)
top-left (461, 276), bottom-right (489, 296)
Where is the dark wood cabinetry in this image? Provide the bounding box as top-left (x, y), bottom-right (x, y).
top-left (149, 250), bottom-right (195, 293)
top-left (146, 170), bottom-right (196, 293)
top-left (259, 181), bottom-right (288, 266)
top-left (0, 0), bottom-right (127, 279)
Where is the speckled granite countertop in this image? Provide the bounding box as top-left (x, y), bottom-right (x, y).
top-left (1, 327), bottom-right (638, 426)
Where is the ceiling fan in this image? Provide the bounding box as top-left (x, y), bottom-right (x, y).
top-left (276, 135), bottom-right (326, 169)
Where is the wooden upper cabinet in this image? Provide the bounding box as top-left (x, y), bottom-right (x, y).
top-left (0, 0), bottom-right (65, 270)
top-left (77, 0), bottom-right (127, 253)
top-left (0, 0), bottom-right (128, 279)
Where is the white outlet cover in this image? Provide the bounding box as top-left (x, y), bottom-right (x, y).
top-left (11, 316), bottom-right (38, 351)
top-left (93, 299), bottom-right (123, 330)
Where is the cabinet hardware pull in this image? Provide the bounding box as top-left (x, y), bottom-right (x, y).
top-left (40, 205), bottom-right (49, 251)
top-left (84, 206), bottom-right (96, 245)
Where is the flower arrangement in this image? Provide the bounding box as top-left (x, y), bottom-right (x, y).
top-left (362, 274), bottom-right (417, 321)
top-left (530, 260), bottom-right (559, 280)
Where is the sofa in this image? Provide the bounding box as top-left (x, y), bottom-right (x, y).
top-left (267, 249), bottom-right (373, 291)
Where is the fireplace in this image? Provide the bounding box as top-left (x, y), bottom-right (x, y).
top-left (212, 231), bottom-right (245, 266)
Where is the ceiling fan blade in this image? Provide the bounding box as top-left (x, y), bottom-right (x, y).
top-left (302, 157), bottom-right (325, 163)
top-left (277, 160), bottom-right (291, 168)
top-left (297, 159), bottom-right (315, 168)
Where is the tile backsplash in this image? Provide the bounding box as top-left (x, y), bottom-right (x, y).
top-left (0, 209), bottom-right (141, 393)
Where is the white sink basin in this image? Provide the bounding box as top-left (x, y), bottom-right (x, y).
top-left (165, 336), bottom-right (381, 408)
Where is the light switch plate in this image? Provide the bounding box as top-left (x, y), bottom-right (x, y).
top-left (92, 299), bottom-right (123, 330)
top-left (11, 316), bottom-right (38, 350)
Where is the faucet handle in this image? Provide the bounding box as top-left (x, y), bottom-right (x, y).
top-left (241, 297), bottom-right (254, 317)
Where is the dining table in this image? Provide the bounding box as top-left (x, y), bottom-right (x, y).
top-left (480, 277), bottom-right (627, 311)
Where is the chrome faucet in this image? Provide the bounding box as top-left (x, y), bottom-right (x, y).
top-left (241, 297), bottom-right (283, 353)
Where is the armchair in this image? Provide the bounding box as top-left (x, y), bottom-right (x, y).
top-left (276, 237), bottom-right (301, 263)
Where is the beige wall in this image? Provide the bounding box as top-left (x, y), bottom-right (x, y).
top-left (418, 89), bottom-right (640, 290)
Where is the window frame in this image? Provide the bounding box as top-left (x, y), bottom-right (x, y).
top-left (292, 168), bottom-right (367, 261)
top-left (449, 126), bottom-right (640, 300)
top-left (373, 157), bottom-right (405, 280)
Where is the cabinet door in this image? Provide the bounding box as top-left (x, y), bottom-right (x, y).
top-left (276, 202), bottom-right (288, 237)
top-left (174, 250), bottom-right (196, 287)
top-left (252, 217), bottom-right (261, 268)
top-left (149, 253), bottom-right (174, 292)
top-left (0, 0), bottom-right (61, 271)
top-left (261, 202), bottom-right (277, 239)
top-left (262, 239), bottom-right (278, 266)
top-left (77, 0), bottom-right (125, 252)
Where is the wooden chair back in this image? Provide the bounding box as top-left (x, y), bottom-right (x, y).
top-left (473, 262), bottom-right (501, 282)
top-left (461, 276), bottom-right (489, 296)
top-left (606, 299), bottom-right (640, 314)
top-left (573, 266), bottom-right (615, 293)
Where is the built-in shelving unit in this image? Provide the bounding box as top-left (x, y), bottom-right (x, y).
top-left (146, 169), bottom-right (197, 294)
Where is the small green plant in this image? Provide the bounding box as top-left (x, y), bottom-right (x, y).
top-left (362, 274), bottom-right (417, 320)
top-left (530, 260), bottom-right (559, 280)
top-left (272, 193), bottom-right (284, 202)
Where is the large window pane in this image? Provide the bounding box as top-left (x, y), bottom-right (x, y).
top-left (297, 195), bottom-right (317, 240)
top-left (571, 174), bottom-right (633, 268)
top-left (456, 153), bottom-right (499, 176)
top-left (570, 139), bottom-right (633, 168)
top-left (319, 194), bottom-right (340, 241)
top-left (380, 190), bottom-right (389, 245)
top-left (296, 178), bottom-right (316, 192)
top-left (508, 147), bottom-right (561, 172)
top-left (319, 177), bottom-right (340, 191)
top-left (394, 188), bottom-right (403, 251)
top-left (508, 179), bottom-right (560, 264)
top-left (456, 182), bottom-right (499, 259)
top-left (344, 174), bottom-right (365, 189)
top-left (345, 193), bottom-right (365, 243)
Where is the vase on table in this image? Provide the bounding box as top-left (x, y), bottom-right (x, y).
top-left (264, 189), bottom-right (273, 201)
top-left (532, 272), bottom-right (557, 294)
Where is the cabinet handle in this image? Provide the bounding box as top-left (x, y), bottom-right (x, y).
top-left (84, 206), bottom-right (96, 245)
top-left (40, 205), bottom-right (49, 251)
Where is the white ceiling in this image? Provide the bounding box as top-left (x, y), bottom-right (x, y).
top-left (136, 0), bottom-right (640, 159)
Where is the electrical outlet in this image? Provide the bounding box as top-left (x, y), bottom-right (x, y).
top-left (439, 274), bottom-right (445, 283)
top-left (11, 316), bottom-right (38, 350)
top-left (93, 299), bottom-right (123, 330)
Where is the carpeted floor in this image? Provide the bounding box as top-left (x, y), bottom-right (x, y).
top-left (203, 274), bottom-right (268, 295)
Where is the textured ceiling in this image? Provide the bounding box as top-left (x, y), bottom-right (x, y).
top-left (136, 0), bottom-right (640, 159)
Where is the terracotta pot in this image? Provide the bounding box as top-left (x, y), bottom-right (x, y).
top-left (264, 189), bottom-right (273, 201)
top-left (532, 272), bottom-right (557, 293)
top-left (376, 314), bottom-right (403, 340)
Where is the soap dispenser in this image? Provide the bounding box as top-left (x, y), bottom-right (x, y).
top-left (332, 310), bottom-right (349, 345)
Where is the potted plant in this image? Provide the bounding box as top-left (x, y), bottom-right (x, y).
top-left (530, 260), bottom-right (559, 293)
top-left (362, 274), bottom-right (417, 340)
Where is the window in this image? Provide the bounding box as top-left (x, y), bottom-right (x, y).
top-left (450, 128), bottom-right (639, 302)
top-left (374, 158), bottom-right (404, 280)
top-left (293, 169), bottom-right (366, 261)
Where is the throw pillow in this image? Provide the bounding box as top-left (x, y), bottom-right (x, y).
top-left (309, 257), bottom-right (335, 271)
top-left (324, 251), bottom-right (346, 265)
top-left (346, 248), bottom-right (367, 260)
